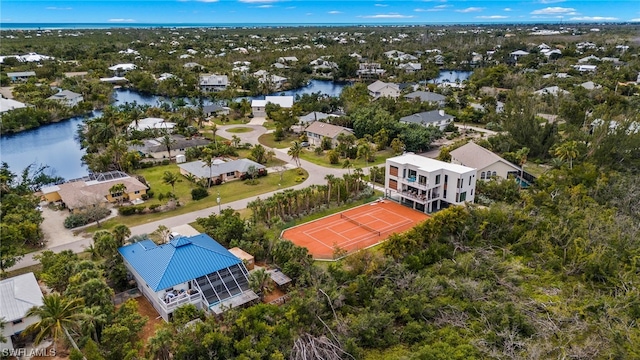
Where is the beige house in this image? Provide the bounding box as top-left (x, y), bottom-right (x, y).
top-left (41, 171), bottom-right (148, 211)
top-left (367, 80), bottom-right (400, 99)
top-left (450, 142), bottom-right (521, 180)
top-left (305, 121), bottom-right (353, 147)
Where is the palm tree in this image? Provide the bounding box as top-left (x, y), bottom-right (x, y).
top-left (160, 134), bottom-right (176, 160)
top-left (112, 224), bottom-right (131, 246)
top-left (357, 142), bottom-right (373, 169)
top-left (147, 326), bottom-right (173, 360)
top-left (107, 136), bottom-right (128, 171)
top-left (162, 171), bottom-right (179, 193)
top-left (248, 268), bottom-right (273, 301)
top-left (81, 306), bottom-right (107, 343)
top-left (202, 148), bottom-right (215, 188)
top-left (324, 174), bottom-right (335, 204)
top-left (515, 147), bottom-right (530, 188)
top-left (210, 123), bottom-right (218, 147)
top-left (231, 135), bottom-right (242, 148)
top-left (553, 140), bottom-right (579, 169)
top-left (24, 293), bottom-right (85, 353)
top-left (108, 183), bottom-right (127, 203)
top-left (342, 159), bottom-right (352, 175)
top-left (288, 141), bottom-right (303, 168)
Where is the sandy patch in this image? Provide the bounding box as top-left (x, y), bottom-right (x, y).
top-left (40, 206), bottom-right (91, 248)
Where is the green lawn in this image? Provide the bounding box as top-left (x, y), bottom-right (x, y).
top-left (212, 117), bottom-right (250, 125)
top-left (87, 164), bottom-right (308, 231)
top-left (299, 148), bottom-right (395, 168)
top-left (258, 132), bottom-right (303, 149)
top-left (226, 127), bottom-right (254, 133)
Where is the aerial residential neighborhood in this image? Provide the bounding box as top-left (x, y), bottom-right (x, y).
top-left (1, 11), bottom-right (639, 360)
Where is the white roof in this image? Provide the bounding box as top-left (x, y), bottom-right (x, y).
top-left (265, 96), bottom-right (294, 108)
top-left (0, 273), bottom-right (44, 322)
top-left (130, 117), bottom-right (176, 131)
top-left (108, 63), bottom-right (137, 71)
top-left (388, 153), bottom-right (475, 174)
top-left (0, 98), bottom-right (27, 113)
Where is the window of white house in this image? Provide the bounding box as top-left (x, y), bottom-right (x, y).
top-left (435, 175), bottom-right (441, 185)
top-left (460, 192), bottom-right (467, 202)
top-left (481, 172), bottom-right (486, 179)
top-left (134, 190), bottom-right (140, 194)
top-left (492, 171), bottom-right (497, 177)
top-left (226, 172), bottom-right (235, 177)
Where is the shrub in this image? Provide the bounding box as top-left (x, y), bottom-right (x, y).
top-left (295, 176), bottom-right (306, 182)
top-left (191, 187), bottom-right (209, 200)
top-left (119, 206), bottom-right (137, 216)
top-left (64, 213), bottom-right (88, 229)
top-left (149, 204), bottom-right (161, 212)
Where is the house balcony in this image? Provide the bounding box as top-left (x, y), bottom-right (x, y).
top-left (159, 291), bottom-right (204, 312)
top-left (402, 177), bottom-right (428, 189)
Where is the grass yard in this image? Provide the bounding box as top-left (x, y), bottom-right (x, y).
top-left (226, 127), bottom-right (254, 133)
top-left (87, 164), bottom-right (308, 230)
top-left (299, 148), bottom-right (395, 168)
top-left (211, 117), bottom-right (250, 125)
top-left (258, 132), bottom-right (303, 149)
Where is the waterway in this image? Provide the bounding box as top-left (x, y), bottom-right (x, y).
top-left (0, 72), bottom-right (469, 180)
top-left (0, 80), bottom-right (349, 180)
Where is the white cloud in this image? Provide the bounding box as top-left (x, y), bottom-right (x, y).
top-left (415, 5), bottom-right (449, 12)
top-left (630, 18), bottom-right (640, 22)
top-left (359, 13), bottom-right (415, 19)
top-left (538, 0), bottom-right (565, 3)
top-left (306, 12), bottom-right (312, 16)
top-left (238, 0), bottom-right (278, 3)
top-left (257, 4), bottom-right (273, 8)
top-left (108, 18), bottom-right (135, 22)
top-left (375, 3), bottom-right (388, 7)
top-left (456, 7), bottom-right (484, 13)
top-left (285, 6), bottom-right (295, 9)
top-left (503, 8), bottom-right (512, 12)
top-left (328, 10), bottom-right (342, 14)
top-left (46, 6), bottom-right (72, 10)
top-left (196, 0), bottom-right (219, 2)
top-left (531, 7), bottom-right (576, 15)
top-left (414, 8), bottom-right (428, 12)
top-left (569, 16), bottom-right (618, 21)
top-left (476, 15), bottom-right (508, 19)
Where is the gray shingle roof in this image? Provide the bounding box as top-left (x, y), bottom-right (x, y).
top-left (178, 159), bottom-right (265, 178)
top-left (450, 142), bottom-right (519, 170)
top-left (404, 91), bottom-right (446, 102)
top-left (400, 110), bottom-right (453, 125)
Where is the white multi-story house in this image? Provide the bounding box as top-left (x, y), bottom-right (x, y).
top-left (367, 80), bottom-right (400, 99)
top-left (385, 153), bottom-right (476, 213)
top-left (199, 74), bottom-right (228, 92)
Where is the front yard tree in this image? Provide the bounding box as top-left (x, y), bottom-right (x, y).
top-left (162, 171), bottom-right (179, 193)
top-left (161, 134), bottom-right (176, 159)
top-left (288, 141), bottom-right (303, 168)
top-left (24, 293), bottom-right (84, 353)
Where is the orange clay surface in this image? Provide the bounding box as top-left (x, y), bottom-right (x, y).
top-left (282, 200), bottom-right (429, 260)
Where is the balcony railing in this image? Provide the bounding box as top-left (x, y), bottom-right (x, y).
top-left (160, 292), bottom-right (203, 311)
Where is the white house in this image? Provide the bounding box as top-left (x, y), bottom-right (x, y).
top-left (47, 90), bottom-right (83, 107)
top-left (119, 234), bottom-right (258, 321)
top-left (199, 74), bottom-right (228, 92)
top-left (0, 273), bottom-right (44, 350)
top-left (108, 63), bottom-right (137, 76)
top-left (251, 96), bottom-right (294, 117)
top-left (129, 117), bottom-right (176, 132)
top-left (0, 98), bottom-right (27, 114)
top-left (367, 80), bottom-right (400, 99)
top-left (450, 142), bottom-right (521, 181)
top-left (399, 110), bottom-right (454, 131)
top-left (386, 153), bottom-right (476, 213)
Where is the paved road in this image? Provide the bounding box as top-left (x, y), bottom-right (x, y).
top-left (8, 124), bottom-right (351, 271)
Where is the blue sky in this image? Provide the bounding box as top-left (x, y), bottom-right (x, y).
top-left (2, 0), bottom-right (639, 24)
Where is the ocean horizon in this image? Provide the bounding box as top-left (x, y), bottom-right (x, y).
top-left (1, 20), bottom-right (627, 31)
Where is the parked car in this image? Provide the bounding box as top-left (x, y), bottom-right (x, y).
top-left (300, 141), bottom-right (310, 147)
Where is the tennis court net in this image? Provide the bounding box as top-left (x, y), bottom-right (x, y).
top-left (340, 213), bottom-right (381, 236)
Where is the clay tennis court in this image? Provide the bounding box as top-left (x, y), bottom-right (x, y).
top-left (282, 200), bottom-right (429, 260)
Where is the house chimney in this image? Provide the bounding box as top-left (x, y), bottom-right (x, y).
top-left (439, 110), bottom-right (445, 117)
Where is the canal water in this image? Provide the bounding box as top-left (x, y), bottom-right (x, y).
top-left (1, 72), bottom-right (470, 180)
